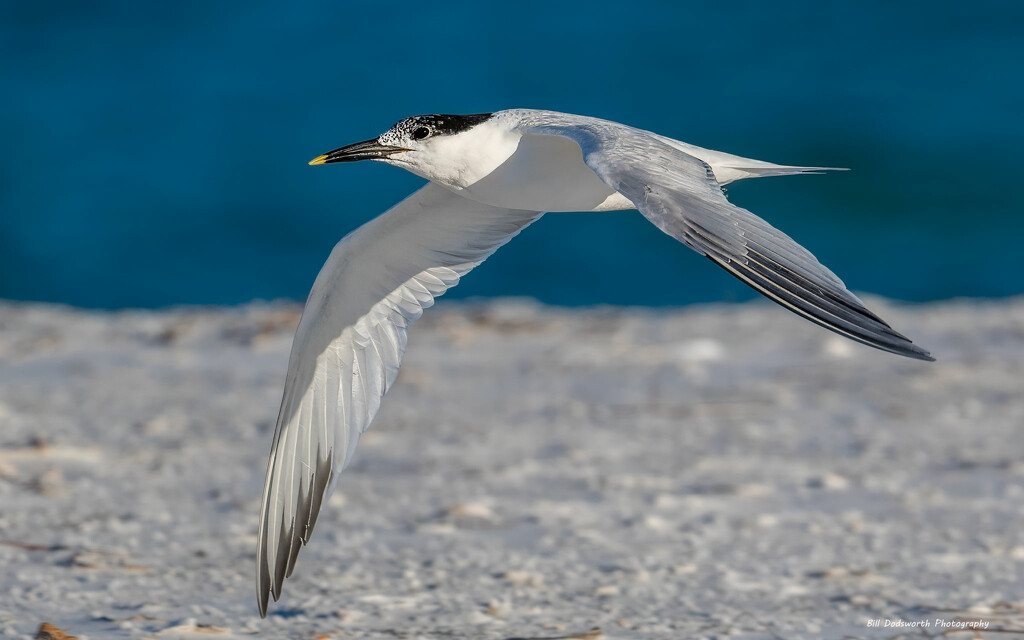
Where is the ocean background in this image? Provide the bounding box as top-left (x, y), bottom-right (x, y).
top-left (2, 2), bottom-right (1021, 309)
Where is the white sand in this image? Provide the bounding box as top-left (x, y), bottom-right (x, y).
top-left (1, 297), bottom-right (1023, 639)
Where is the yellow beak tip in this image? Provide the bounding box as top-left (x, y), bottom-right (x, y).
top-left (308, 155), bottom-right (328, 166)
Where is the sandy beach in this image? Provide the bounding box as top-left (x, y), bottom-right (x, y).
top-left (1, 297), bottom-right (1023, 639)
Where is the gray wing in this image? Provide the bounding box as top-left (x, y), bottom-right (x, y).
top-left (514, 110), bottom-right (932, 361)
top-left (257, 183), bottom-right (543, 616)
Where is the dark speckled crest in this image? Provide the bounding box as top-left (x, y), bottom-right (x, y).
top-left (381, 113), bottom-right (493, 144)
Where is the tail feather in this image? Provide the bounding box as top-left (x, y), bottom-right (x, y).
top-left (654, 134), bottom-right (847, 185)
top-left (726, 163), bottom-right (848, 180)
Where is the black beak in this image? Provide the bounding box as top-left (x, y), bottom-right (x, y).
top-left (308, 139), bottom-right (409, 165)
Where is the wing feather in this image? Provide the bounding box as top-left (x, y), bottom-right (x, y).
top-left (256, 183), bottom-right (542, 615)
top-left (516, 110), bottom-right (932, 361)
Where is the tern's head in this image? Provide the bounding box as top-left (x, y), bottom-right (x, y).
top-left (309, 113), bottom-right (508, 186)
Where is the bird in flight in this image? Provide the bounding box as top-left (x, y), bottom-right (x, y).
top-left (255, 109), bottom-right (932, 616)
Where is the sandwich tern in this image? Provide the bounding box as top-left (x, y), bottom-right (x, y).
top-left (256, 109), bottom-right (932, 616)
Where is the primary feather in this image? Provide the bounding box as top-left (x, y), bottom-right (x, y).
top-left (256, 183), bottom-right (541, 615)
top-left (515, 110), bottom-right (932, 360)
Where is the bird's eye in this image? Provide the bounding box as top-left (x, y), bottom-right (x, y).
top-left (411, 127), bottom-right (430, 140)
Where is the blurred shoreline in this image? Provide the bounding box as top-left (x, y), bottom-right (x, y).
top-left (1, 296), bottom-right (1023, 639)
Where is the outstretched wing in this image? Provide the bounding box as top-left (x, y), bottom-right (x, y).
top-left (517, 111), bottom-right (932, 361)
top-left (257, 183), bottom-right (543, 615)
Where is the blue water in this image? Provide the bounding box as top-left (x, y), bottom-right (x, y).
top-left (2, 2), bottom-right (1022, 309)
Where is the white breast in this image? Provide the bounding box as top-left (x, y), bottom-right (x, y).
top-left (453, 133), bottom-right (635, 212)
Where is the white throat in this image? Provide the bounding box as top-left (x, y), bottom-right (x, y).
top-left (391, 119), bottom-right (634, 213)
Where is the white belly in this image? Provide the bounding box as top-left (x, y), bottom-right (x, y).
top-left (454, 134), bottom-right (635, 212)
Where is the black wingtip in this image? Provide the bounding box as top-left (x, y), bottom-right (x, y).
top-left (900, 344), bottom-right (935, 362)
top-left (704, 253), bottom-right (936, 364)
top-left (848, 334), bottom-right (935, 362)
top-left (257, 568), bottom-right (269, 618)
top-left (864, 321), bottom-right (935, 362)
